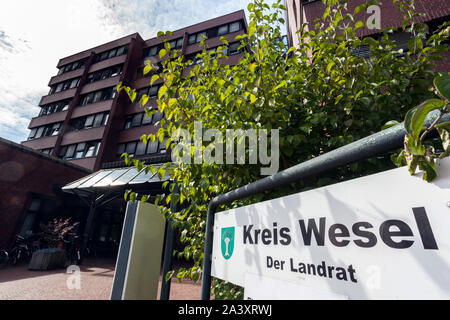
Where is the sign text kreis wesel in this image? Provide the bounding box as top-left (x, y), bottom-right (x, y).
top-left (242, 207), bottom-right (438, 250)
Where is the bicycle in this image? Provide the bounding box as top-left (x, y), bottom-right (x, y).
top-left (0, 249), bottom-right (8, 268)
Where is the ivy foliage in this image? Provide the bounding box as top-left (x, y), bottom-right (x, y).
top-left (117, 0), bottom-right (449, 299)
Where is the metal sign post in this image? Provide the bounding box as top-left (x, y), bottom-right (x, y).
top-left (201, 111), bottom-right (450, 300)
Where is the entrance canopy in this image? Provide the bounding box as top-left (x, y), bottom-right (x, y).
top-left (62, 164), bottom-right (171, 199)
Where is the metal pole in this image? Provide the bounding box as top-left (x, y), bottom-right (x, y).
top-left (200, 111), bottom-right (449, 299)
top-left (200, 202), bottom-right (217, 300)
top-left (160, 183), bottom-right (179, 300)
top-left (80, 199), bottom-right (96, 265)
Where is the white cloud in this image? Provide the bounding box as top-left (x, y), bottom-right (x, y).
top-left (0, 0), bottom-right (279, 143)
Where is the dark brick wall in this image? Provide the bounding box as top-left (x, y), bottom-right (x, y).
top-left (0, 140), bottom-right (89, 248)
top-left (300, 0), bottom-right (450, 37)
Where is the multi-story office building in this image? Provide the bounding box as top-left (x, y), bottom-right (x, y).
top-left (285, 0), bottom-right (449, 71)
top-left (22, 10), bottom-right (248, 171)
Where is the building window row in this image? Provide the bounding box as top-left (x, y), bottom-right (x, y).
top-left (185, 42), bottom-right (243, 66)
top-left (59, 140), bottom-right (102, 160)
top-left (117, 137), bottom-right (167, 159)
top-left (67, 112), bottom-right (109, 132)
top-left (136, 84), bottom-right (161, 101)
top-left (49, 77), bottom-right (80, 95)
top-left (80, 87), bottom-right (116, 106)
top-left (40, 148), bottom-right (53, 155)
top-left (28, 122), bottom-right (62, 140)
top-left (136, 62), bottom-right (163, 79)
top-left (93, 45), bottom-right (128, 64)
top-left (188, 20), bottom-right (243, 45)
top-left (57, 59), bottom-right (87, 75)
top-left (39, 99), bottom-right (72, 116)
top-left (86, 65), bottom-right (123, 84)
top-left (144, 37), bottom-right (183, 58)
top-left (123, 111), bottom-right (163, 130)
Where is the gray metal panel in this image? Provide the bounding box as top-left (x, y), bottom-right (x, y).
top-left (62, 172), bottom-right (98, 190)
top-left (110, 167), bottom-right (140, 186)
top-left (128, 165), bottom-right (161, 185)
top-left (94, 168), bottom-right (130, 187)
top-left (78, 170), bottom-right (114, 189)
top-left (110, 201), bottom-right (137, 300)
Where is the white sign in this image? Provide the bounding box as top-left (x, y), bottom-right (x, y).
top-left (244, 273), bottom-right (348, 300)
top-left (211, 158), bottom-right (450, 299)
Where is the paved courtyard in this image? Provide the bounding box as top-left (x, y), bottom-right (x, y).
top-left (0, 258), bottom-right (201, 300)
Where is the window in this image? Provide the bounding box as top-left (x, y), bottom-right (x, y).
top-left (131, 113), bottom-right (143, 127)
top-left (59, 141), bottom-right (101, 160)
top-left (227, 42), bottom-right (241, 55)
top-left (51, 123), bottom-right (61, 136)
top-left (93, 91), bottom-right (103, 104)
top-left (80, 87), bottom-right (116, 106)
top-left (146, 140), bottom-right (159, 154)
top-left (93, 45), bottom-right (128, 63)
top-left (86, 65), bottom-right (123, 84)
top-left (28, 122), bottom-right (63, 140)
top-left (145, 45), bottom-right (160, 58)
top-left (187, 21), bottom-right (244, 45)
top-left (66, 144), bottom-right (76, 159)
top-left (57, 59), bottom-right (86, 75)
top-left (159, 137), bottom-right (169, 154)
top-left (153, 111), bottom-right (163, 124)
top-left (35, 127), bottom-right (44, 139)
top-left (69, 78), bottom-right (79, 89)
top-left (142, 113), bottom-right (153, 125)
top-left (117, 139), bottom-right (162, 159)
top-left (135, 141), bottom-right (147, 156)
top-left (93, 113), bottom-right (105, 127)
top-left (68, 112), bottom-right (109, 132)
top-left (135, 85), bottom-right (160, 101)
top-left (85, 115), bottom-right (95, 128)
top-left (169, 37), bottom-right (183, 49)
top-left (117, 143), bottom-right (125, 156)
top-left (28, 128), bottom-right (37, 140)
top-left (123, 111), bottom-right (159, 130)
top-left (197, 32), bottom-right (207, 42)
top-left (188, 34), bottom-right (197, 45)
top-left (111, 65), bottom-right (122, 77)
top-left (40, 148), bottom-right (53, 155)
top-left (49, 78), bottom-right (80, 95)
top-left (125, 142), bottom-right (137, 156)
top-left (124, 116), bottom-right (132, 130)
top-left (75, 143), bottom-right (86, 159)
top-left (148, 85), bottom-right (159, 98)
top-left (218, 25), bottom-right (229, 36)
top-left (40, 99), bottom-right (72, 116)
top-left (229, 21), bottom-right (242, 33)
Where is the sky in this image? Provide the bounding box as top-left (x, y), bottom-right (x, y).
top-left (0, 0), bottom-right (280, 143)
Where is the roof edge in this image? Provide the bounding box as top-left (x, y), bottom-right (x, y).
top-left (2, 137), bottom-right (92, 174)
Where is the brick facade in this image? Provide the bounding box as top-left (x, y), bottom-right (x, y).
top-left (285, 0), bottom-right (450, 71)
top-left (0, 138), bottom-right (90, 248)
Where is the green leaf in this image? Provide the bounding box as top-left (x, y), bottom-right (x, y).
top-left (435, 121), bottom-right (450, 158)
top-left (355, 21), bottom-right (364, 30)
top-left (334, 94), bottom-right (343, 105)
top-left (382, 120), bottom-right (400, 130)
top-left (151, 74), bottom-right (160, 86)
top-left (159, 48), bottom-right (167, 59)
top-left (419, 157), bottom-right (437, 182)
top-left (434, 73), bottom-right (450, 100)
top-left (404, 106), bottom-right (417, 136)
top-left (158, 85), bottom-right (168, 99)
top-left (410, 99), bottom-right (445, 140)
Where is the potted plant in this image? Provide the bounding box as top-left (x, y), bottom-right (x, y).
top-left (28, 218), bottom-right (79, 271)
